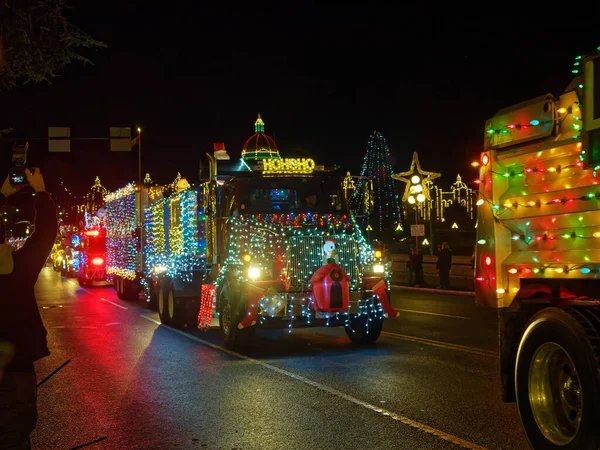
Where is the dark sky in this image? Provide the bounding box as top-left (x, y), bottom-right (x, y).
top-left (1, 3), bottom-right (599, 196)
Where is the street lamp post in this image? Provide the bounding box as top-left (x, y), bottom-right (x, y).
top-left (407, 174), bottom-right (426, 250)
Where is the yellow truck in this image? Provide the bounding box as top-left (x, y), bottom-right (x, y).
top-left (476, 51), bottom-right (600, 449)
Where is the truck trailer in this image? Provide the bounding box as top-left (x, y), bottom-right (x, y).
top-left (475, 52), bottom-right (600, 449)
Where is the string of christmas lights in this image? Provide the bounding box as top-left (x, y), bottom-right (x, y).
top-left (105, 183), bottom-right (138, 280)
top-left (485, 103), bottom-right (582, 139)
top-left (144, 188), bottom-right (203, 281)
top-left (216, 213), bottom-right (378, 290)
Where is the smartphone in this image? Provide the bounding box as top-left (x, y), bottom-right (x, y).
top-left (9, 141), bottom-right (29, 186)
top-left (9, 170), bottom-right (25, 185)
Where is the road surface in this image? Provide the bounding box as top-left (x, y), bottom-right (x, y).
top-left (29, 268), bottom-right (529, 450)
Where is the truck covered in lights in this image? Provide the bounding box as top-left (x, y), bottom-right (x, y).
top-left (150, 154), bottom-right (397, 349)
top-left (104, 175), bottom-right (200, 304)
top-left (104, 182), bottom-right (149, 300)
top-left (475, 52), bottom-right (600, 449)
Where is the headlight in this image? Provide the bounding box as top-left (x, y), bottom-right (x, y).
top-left (153, 266), bottom-right (167, 273)
top-left (374, 250), bottom-right (382, 259)
top-left (373, 264), bottom-right (385, 273)
top-left (248, 267), bottom-right (261, 279)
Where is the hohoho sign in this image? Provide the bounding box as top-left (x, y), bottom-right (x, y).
top-left (263, 158), bottom-right (315, 174)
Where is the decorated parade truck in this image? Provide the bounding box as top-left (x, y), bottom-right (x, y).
top-left (104, 174), bottom-right (185, 301)
top-left (475, 52), bottom-right (600, 449)
top-left (147, 152), bottom-right (397, 349)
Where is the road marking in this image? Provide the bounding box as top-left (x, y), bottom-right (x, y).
top-left (381, 332), bottom-right (498, 358)
top-left (139, 315), bottom-right (489, 450)
top-left (396, 308), bottom-right (471, 320)
top-left (99, 297), bottom-right (128, 310)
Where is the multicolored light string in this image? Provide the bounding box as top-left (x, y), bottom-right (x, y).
top-left (349, 131), bottom-right (403, 234)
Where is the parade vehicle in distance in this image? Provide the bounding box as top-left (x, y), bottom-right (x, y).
top-left (77, 226), bottom-right (109, 287)
top-left (475, 51), bottom-right (600, 449)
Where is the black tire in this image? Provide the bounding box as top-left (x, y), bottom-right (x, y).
top-left (144, 279), bottom-right (159, 310)
top-left (158, 279), bottom-right (185, 328)
top-left (115, 276), bottom-right (125, 300)
top-left (345, 313), bottom-right (383, 344)
top-left (515, 307), bottom-right (600, 450)
top-left (157, 280), bottom-right (170, 325)
top-left (77, 276), bottom-right (87, 287)
top-left (122, 278), bottom-right (139, 302)
top-left (185, 296), bottom-right (201, 329)
top-left (218, 283), bottom-right (253, 350)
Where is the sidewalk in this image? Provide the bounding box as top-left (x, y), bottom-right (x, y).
top-left (391, 284), bottom-right (475, 297)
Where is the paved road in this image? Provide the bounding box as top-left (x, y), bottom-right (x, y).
top-left (30, 268), bottom-right (529, 450)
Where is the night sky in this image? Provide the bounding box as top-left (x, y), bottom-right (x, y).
top-left (1, 3), bottom-right (599, 196)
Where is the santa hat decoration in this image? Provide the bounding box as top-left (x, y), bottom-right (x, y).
top-left (213, 142), bottom-right (230, 160)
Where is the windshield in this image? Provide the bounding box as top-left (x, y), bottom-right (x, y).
top-left (237, 176), bottom-right (348, 213)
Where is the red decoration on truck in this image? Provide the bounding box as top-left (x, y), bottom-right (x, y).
top-left (309, 263), bottom-right (350, 312)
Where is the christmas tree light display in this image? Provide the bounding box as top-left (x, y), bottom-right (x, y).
top-left (349, 131), bottom-right (402, 237)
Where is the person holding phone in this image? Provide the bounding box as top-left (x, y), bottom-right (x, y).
top-left (0, 168), bottom-right (57, 449)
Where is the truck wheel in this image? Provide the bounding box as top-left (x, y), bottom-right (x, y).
top-left (122, 278), bottom-right (139, 302)
top-left (157, 280), bottom-right (171, 326)
top-left (218, 284), bottom-right (252, 350)
top-left (146, 280), bottom-right (159, 310)
top-left (515, 307), bottom-right (600, 450)
top-left (160, 280), bottom-right (185, 329)
top-left (345, 313), bottom-right (383, 344)
top-left (185, 296), bottom-right (201, 329)
top-left (115, 276), bottom-right (125, 300)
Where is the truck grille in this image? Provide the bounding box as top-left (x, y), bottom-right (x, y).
top-left (286, 235), bottom-right (360, 288)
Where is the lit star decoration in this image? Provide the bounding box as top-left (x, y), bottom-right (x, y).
top-left (104, 183), bottom-right (138, 280)
top-left (349, 131), bottom-right (403, 233)
top-left (393, 152), bottom-right (441, 203)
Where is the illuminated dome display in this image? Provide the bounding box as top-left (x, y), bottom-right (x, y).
top-left (241, 113), bottom-right (280, 160)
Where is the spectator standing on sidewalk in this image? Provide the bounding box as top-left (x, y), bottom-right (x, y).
top-left (0, 169), bottom-right (57, 449)
top-left (436, 242), bottom-right (453, 289)
top-left (413, 249), bottom-right (424, 287)
top-left (406, 249), bottom-right (415, 286)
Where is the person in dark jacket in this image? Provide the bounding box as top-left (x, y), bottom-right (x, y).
top-left (0, 168), bottom-right (57, 449)
top-left (436, 242), bottom-right (453, 289)
top-left (406, 249), bottom-right (415, 286)
top-left (413, 249), bottom-right (424, 287)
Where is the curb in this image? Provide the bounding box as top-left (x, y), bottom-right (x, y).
top-left (392, 285), bottom-right (475, 297)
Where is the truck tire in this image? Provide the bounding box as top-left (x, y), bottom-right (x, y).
top-left (345, 313), bottom-right (383, 344)
top-left (158, 279), bottom-right (185, 328)
top-left (157, 280), bottom-right (171, 326)
top-left (218, 283), bottom-right (253, 350)
top-left (515, 307), bottom-right (600, 450)
top-left (115, 276), bottom-right (126, 300)
top-left (122, 278), bottom-right (139, 302)
top-left (185, 296), bottom-right (200, 329)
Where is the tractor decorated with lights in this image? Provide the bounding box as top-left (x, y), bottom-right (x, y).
top-left (146, 148), bottom-right (397, 349)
